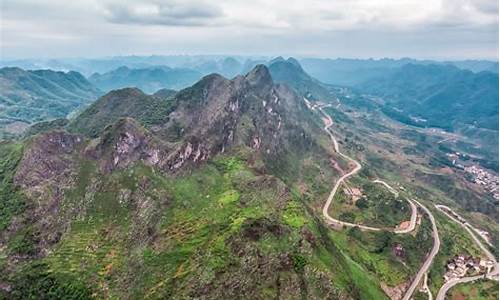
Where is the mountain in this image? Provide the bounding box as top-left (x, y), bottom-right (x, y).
top-left (86, 57), bottom-right (332, 101)
top-left (0, 55), bottom-right (247, 76)
top-left (0, 67), bottom-right (101, 136)
top-left (187, 57), bottom-right (246, 79)
top-left (448, 60), bottom-right (499, 74)
top-left (1, 61), bottom-right (497, 300)
top-left (1, 65), bottom-right (394, 299)
top-left (241, 58), bottom-right (267, 74)
top-left (268, 57), bottom-right (332, 101)
top-left (357, 64), bottom-right (499, 133)
top-left (300, 58), bottom-right (499, 86)
top-left (88, 66), bottom-right (203, 93)
top-left (3, 56), bottom-right (496, 80)
top-left (70, 64), bottom-right (331, 170)
top-left (67, 87), bottom-right (179, 138)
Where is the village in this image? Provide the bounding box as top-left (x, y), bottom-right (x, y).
top-left (443, 254), bottom-right (496, 282)
top-left (464, 165), bottom-right (499, 200)
top-left (445, 152), bottom-right (499, 200)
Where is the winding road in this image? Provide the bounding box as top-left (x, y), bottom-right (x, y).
top-left (402, 198), bottom-right (440, 300)
top-left (436, 275), bottom-right (485, 300)
top-left (305, 99), bottom-right (441, 300)
top-left (373, 179), bottom-right (418, 234)
top-left (316, 104), bottom-right (418, 233)
top-left (435, 205), bottom-right (499, 300)
top-left (307, 99), bottom-right (499, 300)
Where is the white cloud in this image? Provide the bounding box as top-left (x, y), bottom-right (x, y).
top-left (0, 0), bottom-right (498, 59)
top-left (103, 0), bottom-right (225, 26)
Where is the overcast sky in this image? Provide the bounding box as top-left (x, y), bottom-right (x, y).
top-left (1, 0), bottom-right (498, 60)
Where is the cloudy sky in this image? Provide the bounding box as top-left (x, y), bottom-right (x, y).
top-left (1, 0), bottom-right (498, 60)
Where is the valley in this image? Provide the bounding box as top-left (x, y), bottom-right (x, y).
top-left (311, 85), bottom-right (499, 299)
top-left (306, 98), bottom-right (441, 299)
top-left (0, 57), bottom-right (497, 300)
top-left (2, 0), bottom-right (498, 298)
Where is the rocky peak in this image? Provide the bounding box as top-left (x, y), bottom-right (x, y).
top-left (244, 64), bottom-right (273, 87)
top-left (267, 57), bottom-right (332, 101)
top-left (15, 130), bottom-right (83, 190)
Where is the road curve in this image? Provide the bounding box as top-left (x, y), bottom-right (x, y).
top-left (435, 205), bottom-right (497, 268)
top-left (373, 180), bottom-right (418, 234)
top-left (315, 103), bottom-right (416, 232)
top-left (435, 205), bottom-right (499, 300)
top-left (436, 275), bottom-right (485, 300)
top-left (422, 273), bottom-right (433, 300)
top-left (402, 199), bottom-right (440, 300)
top-left (316, 105), bottom-right (379, 231)
top-left (305, 99), bottom-right (440, 300)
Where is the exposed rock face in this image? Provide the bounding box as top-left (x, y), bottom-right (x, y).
top-left (2, 64), bottom-right (367, 300)
top-left (165, 138), bottom-right (210, 171)
top-left (380, 281), bottom-right (409, 300)
top-left (15, 130), bottom-right (83, 192)
top-left (156, 64), bottom-right (319, 172)
top-left (82, 118), bottom-right (211, 173)
top-left (62, 65), bottom-right (324, 177)
top-left (84, 118), bottom-right (169, 173)
top-left (392, 243), bottom-right (405, 258)
top-left (13, 130), bottom-right (84, 254)
top-left (16, 64), bottom-right (325, 185)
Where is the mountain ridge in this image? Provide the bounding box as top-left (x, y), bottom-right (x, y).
top-left (357, 63), bottom-right (499, 133)
top-left (0, 64), bottom-right (393, 299)
top-left (0, 67), bottom-right (101, 137)
top-left (88, 65), bottom-right (203, 93)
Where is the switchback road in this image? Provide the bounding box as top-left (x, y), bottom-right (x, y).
top-left (305, 99), bottom-right (440, 300)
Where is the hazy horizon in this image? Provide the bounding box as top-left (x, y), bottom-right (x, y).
top-left (1, 54), bottom-right (498, 63)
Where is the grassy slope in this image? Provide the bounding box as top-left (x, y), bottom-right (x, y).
top-left (0, 142), bottom-right (25, 231)
top-left (2, 142), bottom-right (388, 299)
top-left (320, 95), bottom-right (498, 297)
top-left (67, 88), bottom-right (178, 138)
top-left (448, 279), bottom-right (499, 300)
top-left (329, 176), bottom-right (411, 229)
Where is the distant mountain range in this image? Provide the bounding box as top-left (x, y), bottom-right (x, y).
top-left (300, 58), bottom-right (499, 86)
top-left (0, 67), bottom-right (101, 136)
top-left (88, 57), bottom-right (332, 99)
top-left (2, 55), bottom-right (496, 82)
top-left (357, 63), bottom-right (499, 134)
top-left (1, 57), bottom-right (498, 145)
top-left (88, 66), bottom-right (202, 93)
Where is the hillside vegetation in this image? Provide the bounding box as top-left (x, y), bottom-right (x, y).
top-left (0, 67), bottom-right (101, 137)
